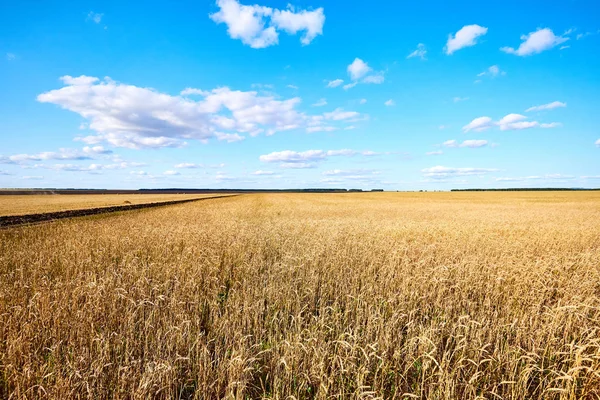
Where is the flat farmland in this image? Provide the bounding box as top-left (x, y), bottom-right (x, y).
top-left (0, 192), bottom-right (599, 399)
top-left (0, 193), bottom-right (228, 217)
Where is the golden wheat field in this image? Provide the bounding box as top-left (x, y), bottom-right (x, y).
top-left (1, 192), bottom-right (599, 399)
top-left (0, 194), bottom-right (226, 216)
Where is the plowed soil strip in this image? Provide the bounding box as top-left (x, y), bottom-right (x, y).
top-left (0, 195), bottom-right (235, 228)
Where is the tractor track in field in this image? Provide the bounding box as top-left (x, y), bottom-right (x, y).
top-left (0, 195), bottom-right (237, 228)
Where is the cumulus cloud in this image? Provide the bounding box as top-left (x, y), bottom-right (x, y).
top-left (306, 126), bottom-right (337, 133)
top-left (596, 139), bottom-right (600, 147)
top-left (477, 65), bottom-right (505, 78)
top-left (175, 163), bottom-right (202, 168)
top-left (260, 148), bottom-right (379, 168)
top-left (462, 116), bottom-right (494, 132)
top-left (39, 75), bottom-right (359, 149)
top-left (181, 88), bottom-right (210, 96)
top-left (209, 0), bottom-right (325, 48)
top-left (0, 147), bottom-right (108, 164)
top-left (462, 114), bottom-right (561, 132)
top-left (252, 170), bottom-right (274, 175)
top-left (30, 161), bottom-right (144, 173)
top-left (497, 114), bottom-right (545, 131)
top-left (446, 24), bottom-right (488, 55)
top-left (163, 170), bottom-right (180, 176)
top-left (501, 28), bottom-right (568, 56)
top-left (286, 84), bottom-right (299, 89)
top-left (215, 132), bottom-right (245, 142)
top-left (443, 139), bottom-right (488, 148)
top-left (422, 166), bottom-right (498, 179)
top-left (326, 79), bottom-right (343, 88)
top-left (362, 74), bottom-right (385, 84)
top-left (384, 99), bottom-right (395, 106)
top-left (323, 108), bottom-right (360, 121)
top-left (407, 43), bottom-right (427, 60)
top-left (460, 139), bottom-right (488, 148)
top-left (347, 58), bottom-right (372, 80)
top-left (525, 101), bottom-right (566, 112)
top-left (343, 58), bottom-right (385, 88)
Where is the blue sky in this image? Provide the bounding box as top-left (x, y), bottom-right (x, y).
top-left (1, 0), bottom-right (599, 190)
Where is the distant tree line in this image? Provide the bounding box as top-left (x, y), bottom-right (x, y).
top-left (451, 188), bottom-right (600, 192)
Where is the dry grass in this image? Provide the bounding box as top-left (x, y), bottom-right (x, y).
top-left (0, 194), bottom-right (225, 216)
top-left (1, 192), bottom-right (599, 399)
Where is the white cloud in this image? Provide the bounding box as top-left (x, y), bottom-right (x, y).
top-left (306, 126), bottom-right (337, 133)
top-left (252, 170), bottom-right (274, 175)
top-left (443, 140), bottom-right (458, 148)
top-left (286, 84), bottom-right (299, 89)
top-left (426, 150), bottom-right (443, 156)
top-left (87, 12), bottom-right (103, 24)
top-left (525, 101), bottom-right (566, 112)
top-left (497, 114), bottom-right (538, 131)
top-left (0, 170), bottom-right (12, 175)
top-left (164, 170), bottom-right (180, 176)
top-left (446, 24), bottom-right (488, 55)
top-left (347, 58), bottom-right (372, 80)
top-left (215, 132), bottom-right (245, 142)
top-left (22, 176), bottom-right (44, 180)
top-left (343, 82), bottom-right (358, 90)
top-left (540, 122), bottom-right (562, 128)
top-left (460, 139), bottom-right (488, 148)
top-left (1, 148), bottom-right (104, 164)
top-left (384, 99), bottom-right (395, 106)
top-left (259, 148), bottom-right (380, 168)
top-left (359, 98), bottom-right (367, 104)
top-left (82, 145), bottom-right (112, 155)
top-left (477, 65), bottom-right (504, 78)
top-left (38, 75), bottom-right (336, 149)
top-left (270, 5), bottom-right (325, 45)
top-left (501, 28), bottom-right (568, 56)
top-left (29, 161), bottom-right (144, 173)
top-left (422, 166), bottom-right (498, 179)
top-left (6, 53), bottom-right (16, 61)
top-left (453, 97), bottom-right (469, 103)
top-left (463, 113), bottom-right (562, 132)
top-left (362, 74), bottom-right (384, 84)
top-left (326, 79), bottom-right (343, 88)
top-left (323, 108), bottom-right (359, 121)
top-left (442, 139), bottom-right (487, 148)
top-left (596, 139), bottom-right (600, 147)
top-left (312, 98), bottom-right (327, 107)
top-left (462, 116), bottom-right (493, 132)
top-left (260, 149), bottom-right (328, 164)
top-left (407, 43), bottom-right (427, 60)
top-left (175, 163), bottom-right (202, 168)
top-left (209, 0), bottom-right (325, 48)
top-left (181, 88), bottom-right (210, 96)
